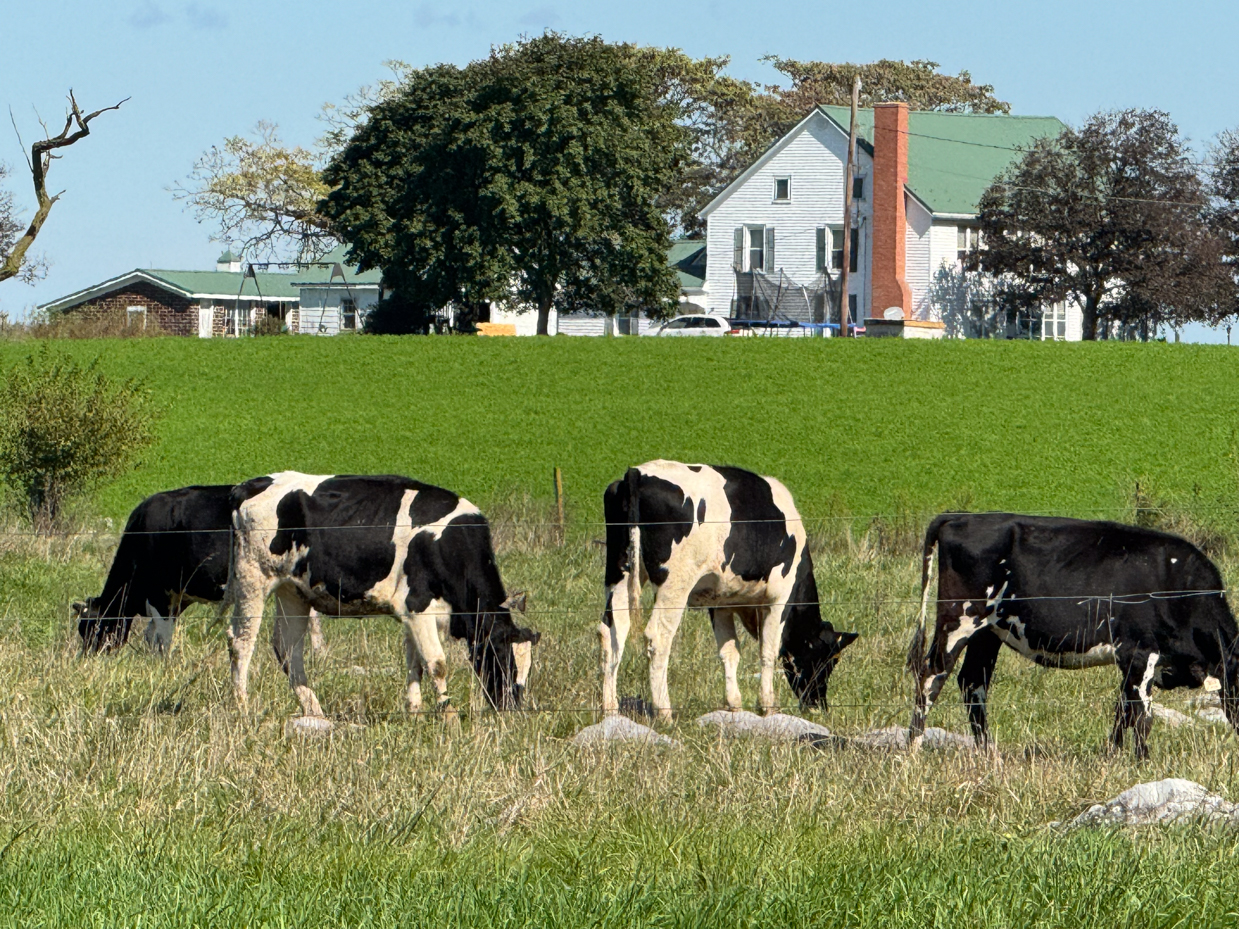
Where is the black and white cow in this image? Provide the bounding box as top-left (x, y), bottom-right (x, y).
top-left (908, 512), bottom-right (1239, 758)
top-left (77, 485), bottom-right (226, 653)
top-left (228, 472), bottom-right (539, 718)
top-left (600, 460), bottom-right (857, 719)
top-left (74, 485), bottom-right (325, 655)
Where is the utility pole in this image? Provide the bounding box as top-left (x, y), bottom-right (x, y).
top-left (838, 74), bottom-right (861, 337)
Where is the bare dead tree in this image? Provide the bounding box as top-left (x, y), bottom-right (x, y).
top-left (0, 90), bottom-right (127, 285)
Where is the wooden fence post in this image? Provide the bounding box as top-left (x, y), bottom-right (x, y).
top-left (554, 467), bottom-right (565, 545)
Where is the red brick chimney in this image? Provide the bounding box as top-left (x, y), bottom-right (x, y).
top-left (869, 102), bottom-right (912, 319)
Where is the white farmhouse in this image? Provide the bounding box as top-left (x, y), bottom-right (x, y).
top-left (700, 103), bottom-right (1081, 339)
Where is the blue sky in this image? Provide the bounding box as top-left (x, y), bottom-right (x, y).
top-left (3, 0), bottom-right (1238, 339)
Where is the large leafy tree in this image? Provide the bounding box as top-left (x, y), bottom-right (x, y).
top-left (182, 54), bottom-right (1007, 248)
top-left (973, 109), bottom-right (1232, 340)
top-left (321, 33), bottom-right (687, 335)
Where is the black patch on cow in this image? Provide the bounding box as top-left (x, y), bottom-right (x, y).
top-left (688, 465), bottom-right (702, 472)
top-left (635, 475), bottom-right (696, 586)
top-left (273, 476), bottom-right (409, 604)
top-left (716, 466), bottom-right (796, 581)
top-left (409, 484), bottom-right (461, 527)
top-left (79, 485), bottom-right (236, 651)
top-left (230, 476), bottom-right (274, 510)
top-left (697, 499), bottom-right (707, 525)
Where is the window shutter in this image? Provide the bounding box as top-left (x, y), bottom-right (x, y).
top-left (850, 227), bottom-right (859, 274)
top-left (764, 227), bottom-right (776, 272)
top-left (815, 228), bottom-right (826, 273)
top-left (733, 227), bottom-right (744, 270)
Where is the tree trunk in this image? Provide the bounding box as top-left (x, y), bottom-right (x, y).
top-left (1081, 294), bottom-right (1099, 341)
top-left (536, 296), bottom-right (552, 336)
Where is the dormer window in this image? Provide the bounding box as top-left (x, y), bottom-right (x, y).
top-left (774, 177), bottom-right (790, 202)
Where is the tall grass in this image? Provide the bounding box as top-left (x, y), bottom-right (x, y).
top-left (3, 337), bottom-right (1239, 924)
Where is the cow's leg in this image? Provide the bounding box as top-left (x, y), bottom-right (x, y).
top-left (645, 583), bottom-right (691, 721)
top-left (911, 593), bottom-right (990, 744)
top-left (405, 605), bottom-right (454, 717)
top-left (402, 621), bottom-right (424, 713)
top-left (599, 578), bottom-right (637, 715)
top-left (272, 586), bottom-right (324, 718)
top-left (227, 580), bottom-right (268, 710)
top-left (307, 609), bottom-right (326, 653)
top-left (956, 627), bottom-right (1002, 747)
top-left (758, 602), bottom-right (791, 715)
top-left (710, 608), bottom-right (743, 711)
top-left (1112, 650), bottom-right (1158, 760)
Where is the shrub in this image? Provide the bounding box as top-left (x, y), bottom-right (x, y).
top-left (27, 307), bottom-right (165, 339)
top-left (252, 314), bottom-right (287, 337)
top-left (0, 347), bottom-right (159, 531)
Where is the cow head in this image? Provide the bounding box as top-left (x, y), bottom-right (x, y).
top-left (73, 597), bottom-right (139, 654)
top-left (451, 592), bottom-right (541, 709)
top-left (781, 624), bottom-right (858, 710)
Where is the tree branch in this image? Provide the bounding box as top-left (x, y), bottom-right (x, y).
top-left (0, 91), bottom-right (127, 285)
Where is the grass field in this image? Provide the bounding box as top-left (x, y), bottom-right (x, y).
top-left (5, 336), bottom-right (1239, 926)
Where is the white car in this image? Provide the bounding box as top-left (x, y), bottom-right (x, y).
top-left (651, 315), bottom-right (729, 337)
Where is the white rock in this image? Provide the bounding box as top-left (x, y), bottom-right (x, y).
top-left (1204, 675), bottom-right (1222, 693)
top-left (1189, 692), bottom-right (1222, 709)
top-left (1197, 707), bottom-right (1229, 724)
top-left (1149, 703), bottom-right (1195, 727)
top-left (696, 710), bottom-right (831, 740)
top-left (286, 716), bottom-right (334, 736)
top-left (572, 715), bottom-right (680, 747)
top-left (850, 726), bottom-right (974, 750)
top-left (1070, 778), bottom-right (1238, 827)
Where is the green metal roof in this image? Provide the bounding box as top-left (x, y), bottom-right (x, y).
top-left (140, 269), bottom-right (303, 299)
top-left (668, 239), bottom-right (706, 290)
top-left (819, 106), bottom-right (1066, 215)
top-left (289, 244), bottom-right (383, 286)
top-left (216, 249), bottom-right (240, 263)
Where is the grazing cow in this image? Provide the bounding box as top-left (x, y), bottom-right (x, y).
top-left (74, 485), bottom-right (325, 655)
top-left (600, 460), bottom-right (857, 719)
top-left (228, 472), bottom-right (539, 718)
top-left (909, 512), bottom-right (1239, 758)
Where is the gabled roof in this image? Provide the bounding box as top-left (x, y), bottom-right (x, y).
top-left (701, 106), bottom-right (1066, 220)
top-left (668, 239), bottom-right (706, 291)
top-left (289, 244), bottom-right (382, 287)
top-left (40, 246), bottom-right (380, 313)
top-left (818, 106), bottom-right (1065, 216)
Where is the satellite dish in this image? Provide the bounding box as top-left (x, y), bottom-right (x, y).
top-left (883, 307), bottom-right (905, 321)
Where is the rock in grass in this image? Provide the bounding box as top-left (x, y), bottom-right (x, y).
top-left (1149, 703), bottom-right (1195, 727)
top-left (696, 709), bottom-right (831, 740)
top-left (1197, 706), bottom-right (1229, 724)
top-left (1070, 779), bottom-right (1238, 827)
top-left (286, 716), bottom-right (334, 736)
top-left (848, 726), bottom-right (975, 751)
top-left (572, 715), bottom-right (679, 746)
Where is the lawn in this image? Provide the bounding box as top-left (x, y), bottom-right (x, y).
top-left (3, 334), bottom-right (1239, 927)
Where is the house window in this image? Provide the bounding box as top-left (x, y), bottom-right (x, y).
top-left (226, 303), bottom-right (251, 337)
top-left (957, 226), bottom-right (981, 263)
top-left (340, 297), bottom-right (357, 331)
top-left (747, 224), bottom-right (765, 272)
top-left (1042, 304), bottom-right (1067, 341)
top-left (852, 176), bottom-right (865, 200)
top-left (126, 306), bottom-right (146, 329)
top-left (774, 177), bottom-right (790, 202)
top-left (828, 227), bottom-right (859, 273)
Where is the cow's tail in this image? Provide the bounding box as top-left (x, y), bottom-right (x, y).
top-left (626, 467), bottom-right (643, 632)
top-left (907, 513), bottom-right (949, 673)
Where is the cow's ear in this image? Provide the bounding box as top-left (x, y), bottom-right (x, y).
top-left (71, 600), bottom-right (88, 618)
top-left (502, 591), bottom-right (528, 614)
top-left (835, 631), bottom-right (859, 652)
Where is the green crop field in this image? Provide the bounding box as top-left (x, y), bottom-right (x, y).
top-left (2, 335), bottom-right (1237, 525)
top-left (4, 335), bottom-right (1239, 927)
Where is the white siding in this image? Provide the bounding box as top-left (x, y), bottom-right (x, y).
top-left (905, 197), bottom-right (932, 319)
top-left (1065, 300), bottom-right (1084, 341)
top-left (703, 111), bottom-right (873, 318)
top-left (296, 285), bottom-right (379, 335)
